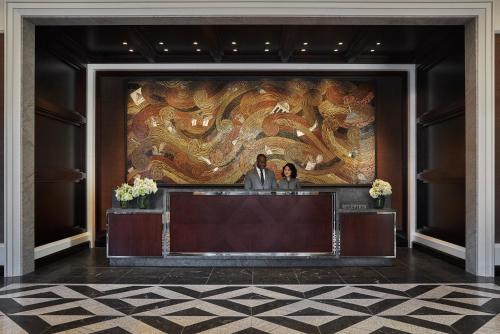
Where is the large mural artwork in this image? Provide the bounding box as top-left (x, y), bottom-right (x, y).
top-left (127, 77), bottom-right (376, 185)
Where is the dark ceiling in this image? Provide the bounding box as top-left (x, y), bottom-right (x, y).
top-left (36, 25), bottom-right (464, 64)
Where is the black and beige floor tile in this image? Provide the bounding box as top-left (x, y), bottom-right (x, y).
top-left (0, 283), bottom-right (499, 333)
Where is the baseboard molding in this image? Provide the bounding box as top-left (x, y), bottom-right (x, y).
top-left (413, 232), bottom-right (465, 260)
top-left (34, 232), bottom-right (90, 260)
top-left (495, 244), bottom-right (500, 266)
top-left (0, 243), bottom-right (4, 265)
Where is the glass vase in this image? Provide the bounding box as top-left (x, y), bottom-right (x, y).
top-left (374, 196), bottom-right (385, 209)
top-left (137, 195), bottom-right (149, 209)
top-left (119, 200), bottom-right (129, 209)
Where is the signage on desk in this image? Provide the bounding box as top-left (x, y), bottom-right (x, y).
top-left (341, 203), bottom-right (368, 210)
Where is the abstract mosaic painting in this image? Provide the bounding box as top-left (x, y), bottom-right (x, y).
top-left (127, 78), bottom-right (375, 185)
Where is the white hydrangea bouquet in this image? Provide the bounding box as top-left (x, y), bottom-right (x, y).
top-left (132, 176), bottom-right (158, 209)
top-left (369, 179), bottom-right (392, 209)
top-left (115, 183), bottom-right (133, 208)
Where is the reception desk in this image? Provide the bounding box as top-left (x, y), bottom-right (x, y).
top-left (107, 189), bottom-right (395, 266)
top-left (170, 192), bottom-right (334, 253)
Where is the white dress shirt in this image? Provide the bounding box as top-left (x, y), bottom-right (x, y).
top-left (255, 166), bottom-right (266, 182)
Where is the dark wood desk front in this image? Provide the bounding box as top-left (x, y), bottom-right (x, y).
top-left (169, 192), bottom-right (333, 253)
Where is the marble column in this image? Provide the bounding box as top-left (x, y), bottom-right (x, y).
top-left (20, 20), bottom-right (35, 274)
top-left (464, 18), bottom-right (484, 276)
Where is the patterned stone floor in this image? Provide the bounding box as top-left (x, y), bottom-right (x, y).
top-left (0, 247), bottom-right (499, 333)
top-left (0, 282), bottom-right (499, 333)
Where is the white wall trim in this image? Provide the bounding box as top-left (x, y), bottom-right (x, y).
top-left (4, 1), bottom-right (494, 277)
top-left (86, 62), bottom-right (417, 253)
top-left (495, 243), bottom-right (500, 266)
top-left (86, 67), bottom-right (96, 249)
top-left (34, 232), bottom-right (90, 260)
top-left (407, 66), bottom-right (417, 248)
top-left (413, 232), bottom-right (466, 260)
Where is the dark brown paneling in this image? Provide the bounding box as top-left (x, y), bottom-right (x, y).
top-left (108, 213), bottom-right (163, 256)
top-left (376, 75), bottom-right (407, 233)
top-left (495, 35), bottom-right (500, 243)
top-left (35, 29), bottom-right (87, 247)
top-left (170, 193), bottom-right (332, 252)
top-left (95, 75), bottom-right (127, 243)
top-left (340, 212), bottom-right (395, 256)
top-left (416, 29), bottom-right (465, 246)
top-left (0, 34), bottom-right (4, 243)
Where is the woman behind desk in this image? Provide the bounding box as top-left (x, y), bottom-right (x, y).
top-left (278, 163), bottom-right (301, 190)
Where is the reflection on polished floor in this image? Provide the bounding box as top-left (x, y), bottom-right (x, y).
top-left (0, 247), bottom-right (499, 333)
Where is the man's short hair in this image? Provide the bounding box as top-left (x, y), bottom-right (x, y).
top-left (256, 154), bottom-right (267, 160)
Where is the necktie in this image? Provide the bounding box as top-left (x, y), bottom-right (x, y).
top-left (259, 168), bottom-right (264, 186)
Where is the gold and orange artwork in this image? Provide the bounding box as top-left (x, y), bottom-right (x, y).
top-left (127, 78), bottom-right (375, 185)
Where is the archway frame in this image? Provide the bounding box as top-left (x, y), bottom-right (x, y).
top-left (3, 0), bottom-right (495, 277)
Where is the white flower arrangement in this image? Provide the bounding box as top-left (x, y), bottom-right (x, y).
top-left (131, 176), bottom-right (158, 198)
top-left (115, 183), bottom-right (134, 202)
top-left (369, 179), bottom-right (392, 199)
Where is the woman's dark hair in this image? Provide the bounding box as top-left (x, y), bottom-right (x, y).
top-left (281, 163), bottom-right (298, 178)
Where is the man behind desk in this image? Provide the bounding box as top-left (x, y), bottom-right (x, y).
top-left (244, 154), bottom-right (278, 190)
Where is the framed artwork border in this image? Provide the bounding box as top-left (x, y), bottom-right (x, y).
top-left (123, 71), bottom-right (381, 187)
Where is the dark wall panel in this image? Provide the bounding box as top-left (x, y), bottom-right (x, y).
top-left (376, 75), bottom-right (407, 232)
top-left (95, 72), bottom-right (408, 243)
top-left (35, 30), bottom-right (87, 247)
top-left (95, 75), bottom-right (127, 243)
top-left (416, 29), bottom-right (465, 246)
top-left (36, 47), bottom-right (77, 112)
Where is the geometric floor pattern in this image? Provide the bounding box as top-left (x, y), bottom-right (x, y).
top-left (0, 283), bottom-right (499, 333)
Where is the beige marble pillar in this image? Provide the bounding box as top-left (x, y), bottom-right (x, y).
top-left (464, 18), bottom-right (480, 275)
top-left (20, 19), bottom-right (35, 274)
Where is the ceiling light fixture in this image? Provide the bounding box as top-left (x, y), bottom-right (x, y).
top-left (376, 42), bottom-right (381, 46)
top-left (231, 41), bottom-right (237, 45)
top-left (264, 48), bottom-right (270, 52)
top-left (334, 49), bottom-right (339, 52)
top-left (370, 49), bottom-right (375, 52)
top-left (303, 42), bottom-right (309, 45)
top-left (196, 48), bottom-right (201, 52)
top-left (193, 41), bottom-right (199, 45)
top-left (122, 41), bottom-right (128, 45)
top-left (300, 48), bottom-right (307, 52)
top-left (233, 48), bottom-right (238, 52)
top-left (164, 48), bottom-right (169, 52)
top-left (338, 42), bottom-right (344, 45)
top-left (265, 41), bottom-right (271, 45)
top-left (128, 49), bottom-right (134, 52)
top-left (158, 41), bottom-right (164, 45)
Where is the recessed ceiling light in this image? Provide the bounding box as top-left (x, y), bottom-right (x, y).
top-left (122, 41), bottom-right (128, 45)
top-left (376, 42), bottom-right (381, 45)
top-left (158, 41), bottom-right (164, 45)
top-left (163, 48), bottom-right (169, 52)
top-left (264, 48), bottom-right (270, 52)
top-left (370, 49), bottom-right (375, 52)
top-left (300, 48), bottom-right (307, 52)
top-left (303, 42), bottom-right (309, 45)
top-left (231, 41), bottom-right (237, 45)
top-left (334, 49), bottom-right (339, 52)
top-left (193, 41), bottom-right (199, 45)
top-left (233, 48), bottom-right (238, 52)
top-left (265, 41), bottom-right (271, 45)
top-left (128, 49), bottom-right (134, 52)
top-left (338, 42), bottom-right (344, 45)
top-left (196, 48), bottom-right (201, 52)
